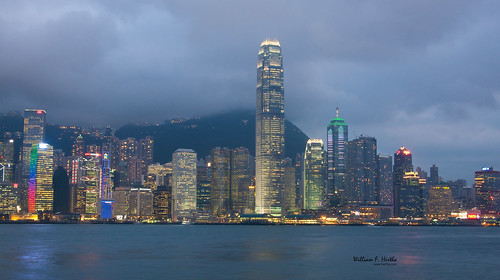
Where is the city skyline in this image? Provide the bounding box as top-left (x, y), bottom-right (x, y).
top-left (1, 1), bottom-right (500, 183)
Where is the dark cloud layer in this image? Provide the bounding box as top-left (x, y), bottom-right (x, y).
top-left (1, 0), bottom-right (500, 183)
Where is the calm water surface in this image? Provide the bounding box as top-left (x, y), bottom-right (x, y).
top-left (0, 225), bottom-right (498, 279)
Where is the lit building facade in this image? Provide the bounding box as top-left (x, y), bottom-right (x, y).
top-left (345, 136), bottom-right (377, 205)
top-left (302, 139), bottom-right (326, 210)
top-left (196, 160), bottom-right (211, 216)
top-left (376, 154), bottom-right (393, 206)
top-left (0, 182), bottom-right (19, 214)
top-left (397, 172), bottom-right (425, 219)
top-left (393, 147), bottom-right (413, 218)
top-left (327, 108), bottom-right (348, 207)
top-left (231, 147), bottom-right (252, 213)
top-left (210, 147), bottom-right (231, 217)
top-left (283, 158), bottom-right (296, 213)
top-left (0, 139), bottom-right (15, 182)
top-left (21, 109), bottom-right (46, 212)
top-left (474, 167), bottom-right (500, 215)
top-left (255, 39), bottom-right (285, 215)
top-left (427, 185), bottom-right (452, 219)
top-left (172, 149), bottom-right (197, 221)
top-left (28, 142), bottom-right (53, 212)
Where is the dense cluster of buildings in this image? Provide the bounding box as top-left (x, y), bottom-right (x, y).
top-left (0, 39), bottom-right (498, 225)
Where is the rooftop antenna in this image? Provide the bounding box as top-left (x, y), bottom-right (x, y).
top-left (336, 107), bottom-right (339, 118)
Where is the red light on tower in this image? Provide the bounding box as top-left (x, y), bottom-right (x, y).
top-left (13, 183), bottom-right (18, 188)
top-left (403, 150), bottom-right (411, 155)
top-left (37, 110), bottom-right (43, 114)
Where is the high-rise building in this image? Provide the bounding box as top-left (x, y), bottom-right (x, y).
top-left (196, 160), bottom-right (211, 217)
top-left (210, 147), bottom-right (231, 217)
top-left (255, 39), bottom-right (285, 215)
top-left (172, 149), bottom-right (197, 221)
top-left (230, 147), bottom-right (252, 213)
top-left (21, 109), bottom-right (46, 212)
top-left (52, 166), bottom-right (70, 214)
top-left (397, 172), bottom-right (425, 219)
top-left (302, 139), bottom-right (326, 210)
top-left (393, 147), bottom-right (413, 218)
top-left (0, 182), bottom-right (19, 214)
top-left (474, 167), bottom-right (500, 216)
top-left (427, 185), bottom-right (452, 220)
top-left (376, 154), bottom-right (393, 206)
top-left (283, 158), bottom-right (296, 213)
top-left (0, 139), bottom-right (15, 182)
top-left (81, 154), bottom-right (101, 214)
top-left (345, 136), bottom-right (377, 205)
top-left (129, 188), bottom-right (153, 218)
top-left (28, 142), bottom-right (53, 212)
top-left (153, 185), bottom-right (172, 221)
top-left (327, 108), bottom-right (348, 207)
top-left (72, 135), bottom-right (85, 157)
top-left (429, 164), bottom-right (439, 186)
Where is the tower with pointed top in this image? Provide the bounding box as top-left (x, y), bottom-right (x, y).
top-left (255, 39), bottom-right (285, 215)
top-left (327, 108), bottom-right (348, 207)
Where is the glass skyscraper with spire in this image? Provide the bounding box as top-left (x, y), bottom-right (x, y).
top-left (255, 39), bottom-right (285, 215)
top-left (327, 108), bottom-right (348, 207)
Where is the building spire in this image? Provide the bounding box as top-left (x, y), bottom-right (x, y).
top-left (336, 107), bottom-right (339, 118)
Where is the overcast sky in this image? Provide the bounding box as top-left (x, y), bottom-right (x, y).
top-left (1, 1), bottom-right (499, 183)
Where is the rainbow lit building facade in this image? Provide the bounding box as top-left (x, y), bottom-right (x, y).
top-left (28, 142), bottom-right (53, 213)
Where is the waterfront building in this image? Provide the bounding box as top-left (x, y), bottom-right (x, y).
top-left (21, 109), bottom-right (46, 212)
top-left (28, 142), bottom-right (53, 212)
top-left (393, 147), bottom-right (413, 217)
top-left (397, 172), bottom-right (425, 219)
top-left (326, 108), bottom-right (348, 207)
top-left (427, 185), bottom-right (452, 219)
top-left (0, 182), bottom-right (18, 214)
top-left (231, 147), bottom-right (252, 213)
top-left (129, 188), bottom-right (153, 218)
top-left (255, 39), bottom-right (285, 215)
top-left (153, 185), bottom-right (172, 221)
top-left (345, 136), bottom-right (377, 205)
top-left (210, 147), bottom-right (231, 217)
top-left (172, 149), bottom-right (197, 221)
top-left (376, 154), bottom-right (393, 206)
top-left (302, 139), bottom-right (326, 210)
top-left (52, 166), bottom-right (70, 214)
top-left (474, 167), bottom-right (500, 216)
top-left (283, 158), bottom-right (296, 213)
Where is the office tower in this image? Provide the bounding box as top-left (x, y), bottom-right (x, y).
top-left (81, 153), bottom-right (101, 214)
top-left (302, 139), bottom-right (326, 210)
top-left (148, 163), bottom-right (172, 188)
top-left (295, 153), bottom-right (304, 210)
top-left (427, 185), bottom-right (452, 219)
top-left (429, 164), bottom-right (439, 186)
top-left (102, 136), bottom-right (121, 169)
top-left (69, 157), bottom-right (86, 213)
top-left (172, 149), bottom-right (197, 221)
top-left (120, 137), bottom-right (137, 163)
top-left (283, 158), bottom-right (296, 213)
top-left (153, 185), bottom-right (172, 220)
top-left (139, 137), bottom-right (154, 175)
top-left (474, 167), bottom-right (500, 216)
top-left (128, 157), bottom-right (143, 185)
top-left (196, 160), bottom-right (211, 216)
top-left (0, 182), bottom-right (19, 214)
top-left (129, 187), bottom-right (153, 218)
top-left (113, 187), bottom-right (131, 217)
top-left (100, 151), bottom-right (113, 219)
top-left (21, 109), bottom-right (46, 212)
top-left (397, 172), bottom-right (425, 218)
top-left (231, 147), bottom-right (252, 213)
top-left (28, 142), bottom-right (53, 212)
top-left (327, 108), bottom-right (348, 207)
top-left (72, 135), bottom-right (85, 157)
top-left (52, 166), bottom-right (70, 214)
top-left (210, 147), bottom-right (231, 217)
top-left (345, 136), bottom-right (377, 205)
top-left (393, 147), bottom-right (413, 218)
top-left (255, 39), bottom-right (285, 215)
top-left (0, 139), bottom-right (15, 182)
top-left (376, 154), bottom-right (393, 206)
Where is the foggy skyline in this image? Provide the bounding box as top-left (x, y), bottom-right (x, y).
top-left (1, 1), bottom-right (500, 183)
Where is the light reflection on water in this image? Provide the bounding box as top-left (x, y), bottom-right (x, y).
top-left (0, 225), bottom-right (499, 279)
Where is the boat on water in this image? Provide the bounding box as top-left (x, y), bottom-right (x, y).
top-left (182, 220), bottom-right (193, 225)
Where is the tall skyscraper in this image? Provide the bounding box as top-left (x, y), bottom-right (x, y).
top-left (172, 149), bottom-right (197, 221)
top-left (327, 108), bottom-right (348, 207)
top-left (21, 109), bottom-right (46, 212)
top-left (283, 158), bottom-right (297, 213)
top-left (429, 164), bottom-right (439, 186)
top-left (474, 167), bottom-right (500, 216)
top-left (255, 39), bottom-right (285, 215)
top-left (393, 147), bottom-right (413, 218)
top-left (376, 154), bottom-right (393, 206)
top-left (28, 142), bottom-right (53, 212)
top-left (0, 139), bottom-right (15, 182)
top-left (210, 147), bottom-right (231, 217)
top-left (397, 171), bottom-right (425, 219)
top-left (302, 139), bottom-right (326, 210)
top-left (345, 136), bottom-right (377, 205)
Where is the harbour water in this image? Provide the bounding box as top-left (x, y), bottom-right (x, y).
top-left (0, 225), bottom-right (498, 279)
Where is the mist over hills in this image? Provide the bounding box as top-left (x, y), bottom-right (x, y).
top-left (1, 110), bottom-right (310, 163)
